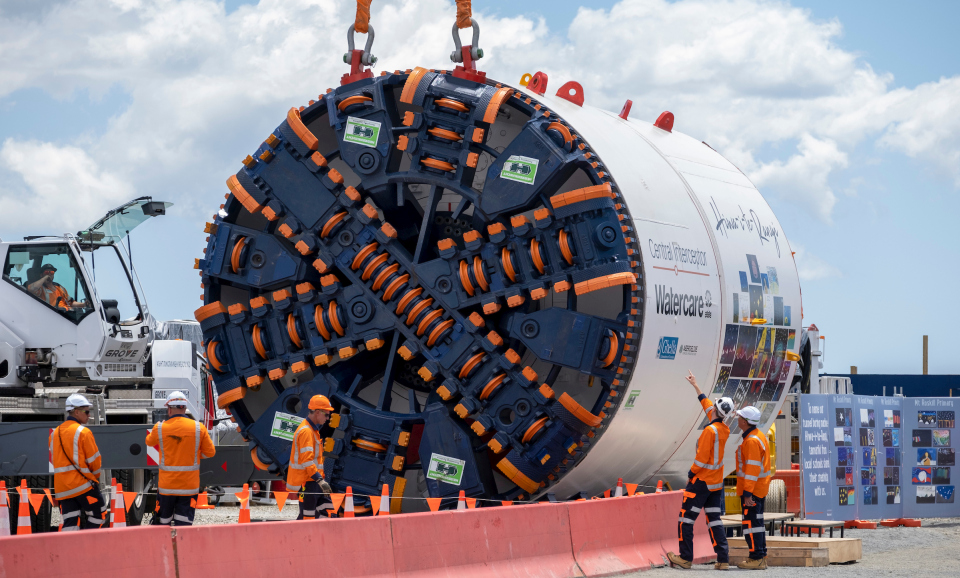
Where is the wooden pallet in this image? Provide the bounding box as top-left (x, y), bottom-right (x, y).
top-left (728, 536), bottom-right (862, 564)
top-left (729, 546), bottom-right (829, 567)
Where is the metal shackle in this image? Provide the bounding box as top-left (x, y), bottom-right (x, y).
top-left (450, 18), bottom-right (482, 63)
top-left (344, 24), bottom-right (377, 66)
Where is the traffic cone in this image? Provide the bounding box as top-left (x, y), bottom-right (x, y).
top-left (17, 480), bottom-right (31, 535)
top-left (0, 481), bottom-right (10, 537)
top-left (378, 484), bottom-right (390, 516)
top-left (196, 491), bottom-right (216, 510)
top-left (111, 482), bottom-right (127, 528)
top-left (457, 490), bottom-right (467, 510)
top-left (343, 486), bottom-right (355, 518)
top-left (656, 480), bottom-right (663, 493)
top-left (614, 478), bottom-right (624, 497)
top-left (237, 484), bottom-right (251, 524)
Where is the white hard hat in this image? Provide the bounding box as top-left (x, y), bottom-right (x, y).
top-left (714, 397), bottom-right (734, 419)
top-left (737, 406), bottom-right (762, 425)
top-left (165, 391), bottom-right (189, 407)
top-left (65, 394), bottom-right (92, 411)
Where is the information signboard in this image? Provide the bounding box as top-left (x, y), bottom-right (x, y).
top-left (902, 398), bottom-right (957, 518)
top-left (801, 394), bottom-right (959, 520)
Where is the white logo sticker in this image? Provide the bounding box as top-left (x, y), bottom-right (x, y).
top-left (270, 411), bottom-right (301, 441)
top-left (426, 453), bottom-right (465, 486)
top-left (344, 116), bottom-right (381, 148)
top-left (500, 155), bottom-right (539, 185)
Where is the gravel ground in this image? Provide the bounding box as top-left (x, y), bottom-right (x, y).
top-left (192, 502), bottom-right (301, 525)
top-left (628, 518), bottom-right (960, 577)
top-left (48, 501), bottom-right (302, 527)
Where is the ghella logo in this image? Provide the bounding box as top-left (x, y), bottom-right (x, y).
top-left (657, 337), bottom-right (679, 360)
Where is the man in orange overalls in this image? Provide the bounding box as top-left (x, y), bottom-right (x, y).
top-left (146, 391), bottom-right (215, 526)
top-left (51, 394), bottom-right (106, 530)
top-left (668, 371), bottom-right (733, 570)
top-left (287, 395), bottom-right (335, 520)
top-left (735, 405), bottom-right (771, 570)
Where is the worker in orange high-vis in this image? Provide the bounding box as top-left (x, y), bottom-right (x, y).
top-left (50, 394), bottom-right (106, 530)
top-left (735, 405), bottom-right (771, 570)
top-left (667, 372), bottom-right (733, 570)
top-left (146, 391), bottom-right (215, 526)
top-left (287, 395), bottom-right (335, 520)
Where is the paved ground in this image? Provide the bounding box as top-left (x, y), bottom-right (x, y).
top-left (630, 517), bottom-right (960, 576)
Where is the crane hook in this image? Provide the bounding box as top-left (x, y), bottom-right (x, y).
top-left (450, 19), bottom-right (482, 63)
top-left (344, 24), bottom-right (377, 67)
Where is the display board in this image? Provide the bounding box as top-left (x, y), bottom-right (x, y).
top-left (902, 398), bottom-right (957, 517)
top-left (801, 395), bottom-right (960, 520)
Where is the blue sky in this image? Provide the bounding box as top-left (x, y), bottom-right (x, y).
top-left (1, 0), bottom-right (957, 374)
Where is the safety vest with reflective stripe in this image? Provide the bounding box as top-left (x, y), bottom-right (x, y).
top-left (286, 419), bottom-right (324, 492)
top-left (690, 399), bottom-right (730, 490)
top-left (735, 427), bottom-right (771, 498)
top-left (50, 419), bottom-right (102, 499)
top-left (145, 415), bottom-right (215, 496)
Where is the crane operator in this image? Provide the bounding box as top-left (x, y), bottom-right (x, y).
top-left (27, 263), bottom-right (86, 310)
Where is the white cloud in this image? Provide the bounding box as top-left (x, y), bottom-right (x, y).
top-left (0, 0), bottom-right (956, 234)
top-left (0, 138), bottom-right (135, 232)
top-left (791, 243), bottom-right (841, 281)
top-left (748, 135), bottom-right (848, 222)
top-left (878, 76), bottom-right (960, 186)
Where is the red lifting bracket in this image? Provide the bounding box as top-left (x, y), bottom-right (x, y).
top-left (556, 81), bottom-right (584, 107)
top-left (341, 24), bottom-right (377, 86)
top-left (450, 19), bottom-right (486, 83)
top-left (654, 111), bottom-right (674, 132)
top-left (528, 72), bottom-right (548, 96)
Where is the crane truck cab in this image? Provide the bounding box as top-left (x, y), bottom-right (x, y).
top-left (0, 197), bottom-right (167, 392)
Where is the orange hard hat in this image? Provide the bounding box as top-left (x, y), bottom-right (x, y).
top-left (308, 395), bottom-right (334, 412)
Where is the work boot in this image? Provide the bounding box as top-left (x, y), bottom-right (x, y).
top-left (666, 552), bottom-right (692, 569)
top-left (714, 562), bottom-right (729, 570)
top-left (736, 557), bottom-right (767, 570)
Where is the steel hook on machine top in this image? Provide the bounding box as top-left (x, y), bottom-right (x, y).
top-left (344, 24), bottom-right (377, 67)
top-left (341, 0), bottom-right (378, 86)
top-left (450, 19), bottom-right (482, 64)
top-left (450, 18), bottom-right (485, 83)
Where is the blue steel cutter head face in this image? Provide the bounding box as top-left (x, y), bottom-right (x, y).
top-left (196, 69), bottom-right (642, 505)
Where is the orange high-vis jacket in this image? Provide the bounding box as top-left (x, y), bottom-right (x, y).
top-left (33, 284), bottom-right (71, 310)
top-left (689, 398), bottom-right (730, 491)
top-left (286, 419), bottom-right (324, 492)
top-left (50, 419), bottom-right (102, 499)
top-left (736, 427), bottom-right (771, 498)
top-left (146, 415), bottom-right (215, 496)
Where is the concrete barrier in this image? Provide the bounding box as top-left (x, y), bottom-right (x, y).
top-left (1, 491), bottom-right (721, 577)
top-left (174, 517), bottom-right (396, 578)
top-left (391, 503), bottom-right (580, 577)
top-left (0, 526), bottom-right (175, 578)
top-left (566, 492), bottom-right (671, 576)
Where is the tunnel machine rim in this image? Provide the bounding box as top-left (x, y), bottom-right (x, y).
top-left (195, 67), bottom-right (645, 508)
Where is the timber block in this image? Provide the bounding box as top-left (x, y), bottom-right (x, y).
top-left (729, 546), bottom-right (829, 567)
top-left (729, 536), bottom-right (862, 564)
